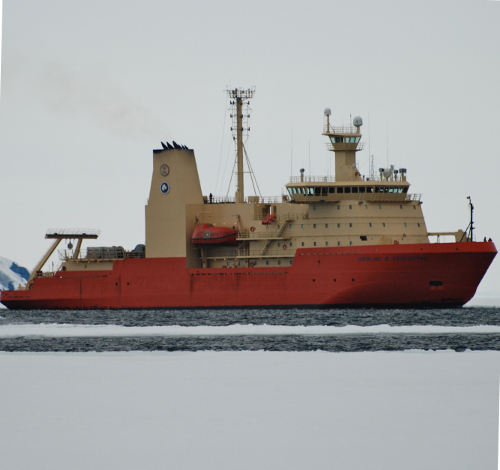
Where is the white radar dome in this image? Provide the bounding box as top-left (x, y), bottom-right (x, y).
top-left (324, 108), bottom-right (331, 116)
top-left (353, 116), bottom-right (363, 126)
top-left (383, 168), bottom-right (392, 178)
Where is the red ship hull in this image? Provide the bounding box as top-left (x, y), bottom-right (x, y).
top-left (1, 241), bottom-right (496, 310)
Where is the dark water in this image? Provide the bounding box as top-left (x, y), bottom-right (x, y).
top-left (1, 307), bottom-right (499, 352)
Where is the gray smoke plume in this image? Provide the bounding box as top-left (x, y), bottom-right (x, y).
top-left (3, 56), bottom-right (168, 141)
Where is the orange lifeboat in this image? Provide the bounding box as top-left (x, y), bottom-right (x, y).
top-left (191, 223), bottom-right (239, 246)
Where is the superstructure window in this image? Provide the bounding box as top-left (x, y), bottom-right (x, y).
top-left (337, 223), bottom-right (340, 228)
top-left (337, 187), bottom-right (344, 194)
top-left (350, 241), bottom-right (353, 246)
top-left (403, 187), bottom-right (409, 193)
top-left (338, 241), bottom-right (341, 246)
top-left (326, 241), bottom-right (329, 246)
top-left (367, 187), bottom-right (373, 193)
top-left (307, 187), bottom-right (314, 196)
top-left (314, 242), bottom-right (317, 246)
top-left (374, 187), bottom-right (380, 193)
top-left (313, 224), bottom-right (316, 228)
top-left (369, 223), bottom-right (372, 227)
top-left (352, 187), bottom-right (358, 194)
top-left (360, 236), bottom-right (367, 241)
top-left (359, 187), bottom-right (365, 193)
top-left (325, 224), bottom-right (328, 228)
top-left (302, 242), bottom-right (304, 246)
top-left (349, 223), bottom-right (352, 227)
top-left (329, 187), bottom-right (335, 194)
top-left (349, 205), bottom-right (352, 209)
top-left (278, 260), bottom-right (281, 265)
top-left (290, 242), bottom-right (293, 247)
top-left (322, 187), bottom-right (328, 196)
top-left (315, 187), bottom-right (321, 196)
top-left (383, 223), bottom-right (386, 227)
top-left (345, 187), bottom-right (351, 194)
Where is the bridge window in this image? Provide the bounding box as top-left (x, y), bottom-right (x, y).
top-left (359, 187), bottom-right (365, 193)
top-left (315, 187), bottom-right (321, 196)
top-left (329, 187), bottom-right (335, 194)
top-left (374, 187), bottom-right (380, 193)
top-left (345, 187), bottom-right (351, 194)
top-left (352, 187), bottom-right (358, 194)
top-left (367, 187), bottom-right (373, 193)
top-left (355, 137), bottom-right (360, 143)
top-left (337, 187), bottom-right (344, 194)
top-left (307, 187), bottom-right (314, 196)
top-left (322, 187), bottom-right (328, 196)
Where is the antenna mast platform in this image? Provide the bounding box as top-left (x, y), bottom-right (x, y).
top-left (227, 88), bottom-right (255, 203)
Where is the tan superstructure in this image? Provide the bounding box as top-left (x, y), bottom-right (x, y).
top-left (138, 93), bottom-right (466, 271)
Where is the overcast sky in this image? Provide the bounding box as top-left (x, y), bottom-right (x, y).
top-left (1, 0), bottom-right (499, 295)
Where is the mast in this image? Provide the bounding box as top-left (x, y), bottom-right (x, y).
top-left (236, 95), bottom-right (244, 202)
top-left (227, 88), bottom-right (254, 203)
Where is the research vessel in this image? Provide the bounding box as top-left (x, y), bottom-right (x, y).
top-left (1, 89), bottom-right (496, 309)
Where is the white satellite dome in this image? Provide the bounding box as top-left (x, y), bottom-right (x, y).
top-left (383, 168), bottom-right (392, 178)
top-left (324, 108), bottom-right (331, 116)
top-left (353, 116), bottom-right (363, 126)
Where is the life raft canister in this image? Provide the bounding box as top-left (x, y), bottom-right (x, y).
top-left (250, 226), bottom-right (255, 232)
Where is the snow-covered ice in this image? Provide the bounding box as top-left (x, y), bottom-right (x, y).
top-left (1, 350), bottom-right (499, 470)
top-left (2, 323), bottom-right (500, 338)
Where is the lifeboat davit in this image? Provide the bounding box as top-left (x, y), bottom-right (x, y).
top-left (191, 223), bottom-right (239, 246)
